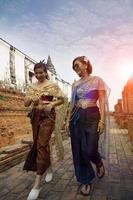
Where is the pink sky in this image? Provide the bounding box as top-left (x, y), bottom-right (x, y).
top-left (0, 0), bottom-right (133, 110)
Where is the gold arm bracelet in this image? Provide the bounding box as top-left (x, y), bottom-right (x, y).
top-left (99, 120), bottom-right (105, 124)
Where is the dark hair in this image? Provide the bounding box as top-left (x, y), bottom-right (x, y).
top-left (72, 56), bottom-right (92, 74)
top-left (34, 62), bottom-right (49, 79)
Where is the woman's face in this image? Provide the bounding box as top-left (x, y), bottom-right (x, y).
top-left (73, 60), bottom-right (87, 77)
top-left (34, 67), bottom-right (47, 82)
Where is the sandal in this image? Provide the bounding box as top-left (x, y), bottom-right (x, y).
top-left (79, 183), bottom-right (93, 196)
top-left (96, 161), bottom-right (105, 179)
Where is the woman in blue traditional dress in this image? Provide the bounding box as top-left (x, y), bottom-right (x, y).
top-left (69, 56), bottom-right (109, 196)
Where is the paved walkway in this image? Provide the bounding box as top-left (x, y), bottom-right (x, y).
top-left (0, 116), bottom-right (133, 200)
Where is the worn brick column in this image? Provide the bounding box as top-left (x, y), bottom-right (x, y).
top-left (114, 99), bottom-right (124, 127)
top-left (122, 87), bottom-right (128, 113)
top-left (128, 115), bottom-right (133, 143)
top-left (123, 77), bottom-right (133, 141)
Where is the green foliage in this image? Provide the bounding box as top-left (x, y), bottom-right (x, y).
top-left (0, 95), bottom-right (6, 100)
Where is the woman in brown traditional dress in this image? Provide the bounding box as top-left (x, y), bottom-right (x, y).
top-left (24, 62), bottom-right (64, 200)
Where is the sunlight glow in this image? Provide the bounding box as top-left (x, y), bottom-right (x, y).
top-left (119, 60), bottom-right (133, 81)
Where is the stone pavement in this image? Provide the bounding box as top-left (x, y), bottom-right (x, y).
top-left (0, 116), bottom-right (133, 200)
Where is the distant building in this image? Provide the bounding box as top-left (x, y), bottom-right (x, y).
top-left (0, 38), bottom-right (71, 98)
top-left (0, 38), bottom-right (35, 89)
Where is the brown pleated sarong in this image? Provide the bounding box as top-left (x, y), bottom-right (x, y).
top-left (31, 108), bottom-right (56, 175)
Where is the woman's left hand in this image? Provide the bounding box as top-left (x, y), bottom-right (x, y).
top-left (65, 122), bottom-right (70, 137)
top-left (97, 120), bottom-right (105, 134)
top-left (44, 102), bottom-right (54, 113)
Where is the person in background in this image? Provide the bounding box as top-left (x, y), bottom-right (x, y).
top-left (69, 56), bottom-right (108, 196)
top-left (24, 62), bottom-right (64, 200)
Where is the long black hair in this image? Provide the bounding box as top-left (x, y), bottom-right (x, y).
top-left (34, 62), bottom-right (49, 79)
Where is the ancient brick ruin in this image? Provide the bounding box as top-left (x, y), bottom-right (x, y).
top-left (114, 76), bottom-right (133, 143)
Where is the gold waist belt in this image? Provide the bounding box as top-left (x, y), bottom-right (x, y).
top-left (77, 100), bottom-right (96, 109)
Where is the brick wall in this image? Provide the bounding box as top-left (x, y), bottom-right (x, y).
top-left (0, 88), bottom-right (32, 148)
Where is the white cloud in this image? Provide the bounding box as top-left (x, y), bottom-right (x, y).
top-left (1, 0), bottom-right (133, 109)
